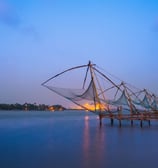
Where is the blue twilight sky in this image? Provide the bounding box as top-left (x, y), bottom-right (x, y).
top-left (0, 0), bottom-right (158, 106)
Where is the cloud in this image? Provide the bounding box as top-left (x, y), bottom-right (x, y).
top-left (0, 0), bottom-right (39, 39)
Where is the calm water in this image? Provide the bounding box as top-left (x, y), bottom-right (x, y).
top-left (0, 110), bottom-right (158, 168)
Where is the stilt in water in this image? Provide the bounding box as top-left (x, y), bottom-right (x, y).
top-left (111, 118), bottom-right (114, 126)
top-left (119, 119), bottom-right (122, 127)
top-left (148, 120), bottom-right (151, 127)
top-left (99, 115), bottom-right (102, 127)
top-left (131, 120), bottom-right (133, 126)
top-left (140, 120), bottom-right (143, 128)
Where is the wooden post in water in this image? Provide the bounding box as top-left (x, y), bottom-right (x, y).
top-left (148, 120), bottom-right (151, 127)
top-left (140, 120), bottom-right (143, 128)
top-left (119, 119), bottom-right (122, 127)
top-left (111, 118), bottom-right (114, 126)
top-left (99, 115), bottom-right (102, 126)
top-left (131, 120), bottom-right (133, 126)
top-left (118, 107), bottom-right (122, 127)
top-left (110, 113), bottom-right (114, 126)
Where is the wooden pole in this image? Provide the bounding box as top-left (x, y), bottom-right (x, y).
top-left (148, 120), bottom-right (151, 127)
top-left (140, 120), bottom-right (143, 127)
top-left (111, 118), bottom-right (114, 126)
top-left (119, 119), bottom-right (122, 127)
top-left (99, 115), bottom-right (102, 126)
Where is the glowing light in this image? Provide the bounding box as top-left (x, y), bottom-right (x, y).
top-left (48, 106), bottom-right (54, 111)
top-left (71, 102), bottom-right (108, 111)
top-left (83, 102), bottom-right (107, 111)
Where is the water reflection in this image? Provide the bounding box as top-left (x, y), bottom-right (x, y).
top-left (1, 111), bottom-right (158, 168)
top-left (83, 115), bottom-right (90, 167)
top-left (83, 115), bottom-right (107, 168)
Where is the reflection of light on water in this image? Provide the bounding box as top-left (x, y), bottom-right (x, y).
top-left (83, 115), bottom-right (89, 168)
top-left (84, 116), bottom-right (89, 120)
top-left (96, 116), bottom-right (99, 119)
top-left (85, 115), bottom-right (99, 120)
top-left (83, 113), bottom-right (106, 168)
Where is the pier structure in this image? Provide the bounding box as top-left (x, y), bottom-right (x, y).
top-left (98, 112), bottom-right (158, 127)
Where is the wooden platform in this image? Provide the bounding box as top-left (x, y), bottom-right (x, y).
top-left (98, 112), bottom-right (158, 127)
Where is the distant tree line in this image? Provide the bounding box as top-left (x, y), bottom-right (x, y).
top-left (0, 103), bottom-right (66, 111)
